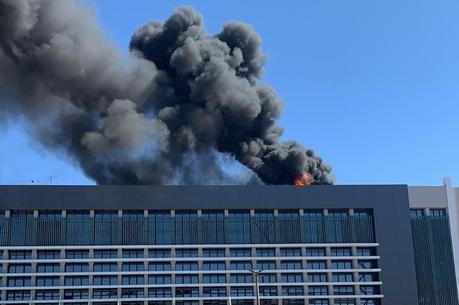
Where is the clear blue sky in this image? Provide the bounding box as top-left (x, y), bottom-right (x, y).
top-left (1, 0), bottom-right (458, 186)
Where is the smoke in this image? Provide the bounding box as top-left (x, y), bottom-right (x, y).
top-left (0, 0), bottom-right (334, 185)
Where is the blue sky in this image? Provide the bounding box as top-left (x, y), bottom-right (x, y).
top-left (1, 0), bottom-right (458, 186)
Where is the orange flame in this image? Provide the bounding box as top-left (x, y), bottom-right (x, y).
top-left (293, 172), bottom-right (312, 186)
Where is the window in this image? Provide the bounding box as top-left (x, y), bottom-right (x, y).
top-left (175, 262), bottom-right (199, 271)
top-left (38, 250), bottom-right (60, 259)
top-left (35, 290), bottom-right (60, 300)
top-left (308, 286), bottom-right (328, 296)
top-left (93, 288), bottom-right (118, 299)
top-left (280, 260), bottom-right (302, 269)
top-left (122, 288), bottom-right (144, 298)
top-left (257, 261), bottom-right (276, 270)
top-left (149, 288), bottom-right (173, 298)
top-left (307, 261), bottom-right (326, 269)
top-left (122, 263), bottom-right (145, 272)
top-left (306, 248), bottom-right (326, 257)
top-left (231, 287), bottom-right (253, 296)
top-left (175, 212), bottom-right (199, 244)
top-left (122, 249), bottom-right (144, 258)
top-left (7, 277), bottom-right (31, 287)
top-left (277, 210), bottom-right (301, 243)
top-left (229, 248), bottom-right (251, 257)
top-left (332, 273), bottom-right (353, 282)
top-left (335, 300), bottom-right (356, 305)
top-left (280, 248), bottom-right (301, 257)
top-left (360, 300), bottom-right (380, 305)
top-left (175, 275), bottom-right (199, 284)
top-left (202, 274), bottom-right (226, 284)
top-left (175, 287), bottom-right (199, 297)
top-left (360, 286), bottom-right (379, 295)
top-left (282, 286), bottom-right (303, 296)
top-left (260, 287), bottom-right (278, 296)
top-left (307, 273), bottom-right (328, 283)
top-left (122, 275), bottom-right (144, 285)
top-left (94, 250), bottom-right (118, 259)
top-left (37, 263), bottom-right (60, 273)
top-left (333, 286), bottom-right (354, 295)
top-left (257, 248), bottom-right (276, 257)
top-left (358, 273), bottom-right (378, 282)
top-left (9, 250), bottom-right (32, 260)
top-left (227, 212), bottom-right (250, 244)
top-left (203, 287), bottom-right (226, 297)
top-left (198, 211), bottom-right (225, 244)
top-left (358, 260), bottom-right (377, 269)
top-left (66, 250), bottom-right (89, 259)
top-left (6, 290), bottom-right (31, 301)
top-left (230, 261), bottom-right (252, 270)
top-left (94, 276), bottom-right (118, 285)
top-left (260, 273), bottom-right (277, 283)
top-left (202, 261), bottom-right (225, 270)
top-left (94, 263), bottom-right (118, 272)
top-left (203, 249), bottom-right (225, 257)
top-left (410, 209), bottom-right (424, 219)
top-left (65, 276), bottom-right (89, 286)
top-left (63, 289), bottom-right (89, 299)
top-left (66, 211), bottom-right (93, 245)
top-left (331, 260), bottom-right (353, 269)
top-left (94, 211), bottom-right (119, 245)
top-left (356, 248), bottom-right (375, 257)
top-left (431, 209), bottom-right (447, 217)
top-left (310, 300), bottom-right (329, 305)
top-left (37, 276), bottom-right (60, 286)
top-left (149, 275), bottom-right (172, 284)
top-left (65, 263), bottom-right (90, 272)
top-left (8, 264), bottom-right (32, 273)
top-left (175, 249), bottom-right (198, 258)
top-left (281, 273), bottom-right (303, 283)
top-left (149, 262), bottom-right (171, 271)
top-left (230, 274), bottom-right (252, 283)
top-left (331, 248), bottom-right (352, 257)
top-left (149, 249), bottom-right (171, 258)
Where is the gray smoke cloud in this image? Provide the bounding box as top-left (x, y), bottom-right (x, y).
top-left (0, 0), bottom-right (334, 185)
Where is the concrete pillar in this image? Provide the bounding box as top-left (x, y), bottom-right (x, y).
top-left (444, 177), bottom-right (459, 295)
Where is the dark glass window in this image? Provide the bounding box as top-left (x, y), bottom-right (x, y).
top-left (36, 211), bottom-right (64, 246)
top-left (308, 286), bottom-right (328, 296)
top-left (335, 300), bottom-right (356, 305)
top-left (94, 211), bottom-right (119, 245)
top-left (227, 212), bottom-right (250, 244)
top-left (94, 263), bottom-right (118, 272)
top-left (231, 287), bottom-right (253, 296)
top-left (356, 248), bottom-right (376, 256)
top-left (148, 262), bottom-right (171, 271)
top-left (282, 286), bottom-right (303, 296)
top-left (8, 264), bottom-right (32, 273)
top-left (36, 290), bottom-right (60, 300)
top-left (176, 287), bottom-right (199, 297)
top-left (66, 250), bottom-right (89, 259)
top-left (175, 262), bottom-right (199, 271)
top-left (304, 211), bottom-right (325, 243)
top-left (307, 273), bottom-right (328, 282)
top-left (38, 250), bottom-right (61, 259)
top-left (6, 290), bottom-right (31, 301)
top-left (331, 260), bottom-right (353, 269)
top-left (358, 260), bottom-right (377, 269)
top-left (333, 273), bottom-right (354, 282)
top-left (201, 211), bottom-right (225, 244)
top-left (202, 249), bottom-right (225, 257)
top-left (122, 287), bottom-right (144, 298)
top-left (122, 275), bottom-right (144, 285)
top-left (410, 209), bottom-right (424, 219)
top-left (260, 287), bottom-right (278, 296)
top-left (257, 248), bottom-right (276, 257)
top-left (252, 210), bottom-right (276, 243)
top-left (310, 300), bottom-right (329, 305)
top-left (37, 263), bottom-right (60, 273)
top-left (230, 274), bottom-right (252, 283)
top-left (202, 261), bottom-right (225, 270)
top-left (257, 261), bottom-right (276, 270)
top-left (175, 211), bottom-right (199, 244)
top-left (122, 211), bottom-right (146, 245)
top-left (175, 249), bottom-right (198, 258)
top-left (149, 288), bottom-right (173, 298)
top-left (259, 273), bottom-right (277, 283)
top-left (360, 286), bottom-right (380, 295)
top-left (280, 248), bottom-right (301, 257)
top-left (333, 286), bottom-right (355, 295)
top-left (358, 273), bottom-right (378, 282)
top-left (37, 276), bottom-right (60, 286)
top-left (65, 276), bottom-right (89, 286)
top-left (63, 289), bottom-right (89, 299)
top-left (281, 273), bottom-right (303, 283)
top-left (149, 249), bottom-right (171, 258)
top-left (149, 275), bottom-right (172, 284)
top-left (94, 276), bottom-right (118, 285)
top-left (175, 274), bottom-right (199, 284)
top-left (229, 248), bottom-right (251, 257)
top-left (10, 211), bottom-right (34, 246)
top-left (330, 248), bottom-right (352, 256)
top-left (230, 261), bottom-right (252, 270)
top-left (66, 211), bottom-right (93, 245)
top-left (277, 210), bottom-right (301, 243)
top-left (148, 211), bottom-right (172, 245)
top-left (65, 263), bottom-right (90, 272)
top-left (280, 260), bottom-right (302, 269)
top-left (7, 277), bottom-right (31, 287)
top-left (307, 261), bottom-right (327, 269)
top-left (305, 248), bottom-right (326, 257)
top-left (122, 263), bottom-right (145, 272)
top-left (203, 287), bottom-right (227, 297)
top-left (9, 250), bottom-right (32, 260)
top-left (93, 289), bottom-right (118, 299)
top-left (202, 274), bottom-right (226, 283)
top-left (122, 249), bottom-right (144, 258)
top-left (94, 249), bottom-right (118, 259)
top-left (431, 209), bottom-right (447, 217)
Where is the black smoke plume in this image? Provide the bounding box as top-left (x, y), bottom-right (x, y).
top-left (0, 0), bottom-right (334, 185)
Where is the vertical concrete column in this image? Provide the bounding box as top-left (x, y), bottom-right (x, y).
top-left (444, 177), bottom-right (459, 296)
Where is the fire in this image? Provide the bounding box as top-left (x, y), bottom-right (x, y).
top-left (293, 172), bottom-right (312, 186)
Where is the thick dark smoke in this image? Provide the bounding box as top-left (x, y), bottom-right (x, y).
top-left (0, 0), bottom-right (334, 185)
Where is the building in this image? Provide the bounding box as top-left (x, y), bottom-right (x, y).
top-left (0, 180), bottom-right (456, 305)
